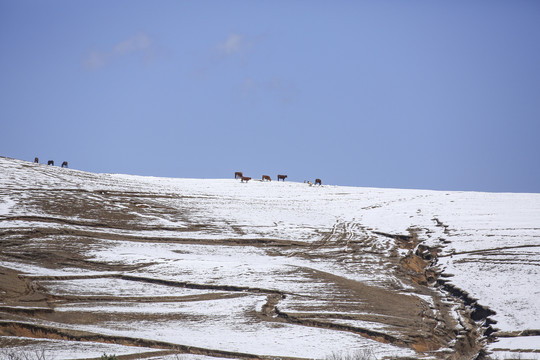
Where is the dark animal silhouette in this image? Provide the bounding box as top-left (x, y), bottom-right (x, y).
top-left (235, 171), bottom-right (243, 179)
top-left (34, 157), bottom-right (39, 163)
top-left (262, 175), bottom-right (271, 182)
top-left (240, 176), bottom-right (251, 183)
top-left (61, 161), bottom-right (68, 168)
top-left (47, 160), bottom-right (54, 166)
top-left (315, 178), bottom-right (322, 185)
top-left (277, 174), bottom-right (287, 181)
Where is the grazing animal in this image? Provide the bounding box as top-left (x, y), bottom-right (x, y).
top-left (240, 176), bottom-right (251, 183)
top-left (277, 174), bottom-right (287, 182)
top-left (34, 157), bottom-right (39, 163)
top-left (61, 161), bottom-right (68, 168)
top-left (307, 181), bottom-right (313, 186)
top-left (262, 175), bottom-right (271, 182)
top-left (315, 178), bottom-right (322, 185)
top-left (235, 171), bottom-right (243, 179)
top-left (47, 160), bottom-right (54, 166)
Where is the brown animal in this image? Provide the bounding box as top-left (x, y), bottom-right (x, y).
top-left (262, 175), bottom-right (271, 182)
top-left (235, 171), bottom-right (243, 179)
top-left (61, 161), bottom-right (68, 168)
top-left (47, 160), bottom-right (54, 166)
top-left (315, 178), bottom-right (322, 185)
top-left (277, 174), bottom-right (287, 181)
top-left (34, 157), bottom-right (39, 163)
top-left (240, 176), bottom-right (251, 183)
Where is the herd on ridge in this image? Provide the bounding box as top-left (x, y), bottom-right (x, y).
top-left (31, 158), bottom-right (322, 185)
top-left (34, 157), bottom-right (68, 168)
top-left (235, 171), bottom-right (321, 186)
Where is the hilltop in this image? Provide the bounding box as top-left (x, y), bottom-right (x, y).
top-left (0, 156), bottom-right (539, 359)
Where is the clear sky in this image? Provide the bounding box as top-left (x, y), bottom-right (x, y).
top-left (1, 1), bottom-right (539, 193)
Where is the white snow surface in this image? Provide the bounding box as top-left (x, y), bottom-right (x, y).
top-left (105, 171), bottom-right (540, 334)
top-left (1, 156), bottom-right (539, 358)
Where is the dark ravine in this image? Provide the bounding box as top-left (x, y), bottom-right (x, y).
top-left (379, 227), bottom-right (498, 358)
top-left (436, 280), bottom-right (497, 330)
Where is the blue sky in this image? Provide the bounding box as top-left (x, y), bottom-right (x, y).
top-left (1, 1), bottom-right (539, 192)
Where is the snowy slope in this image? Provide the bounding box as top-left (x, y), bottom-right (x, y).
top-left (0, 156), bottom-right (539, 359)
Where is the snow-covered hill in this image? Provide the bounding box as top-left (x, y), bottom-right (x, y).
top-left (0, 156), bottom-right (538, 359)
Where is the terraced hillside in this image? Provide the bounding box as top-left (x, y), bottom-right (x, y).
top-left (0, 156), bottom-right (539, 359)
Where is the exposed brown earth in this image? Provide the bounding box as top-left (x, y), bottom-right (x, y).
top-left (0, 228), bottom-right (483, 359)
